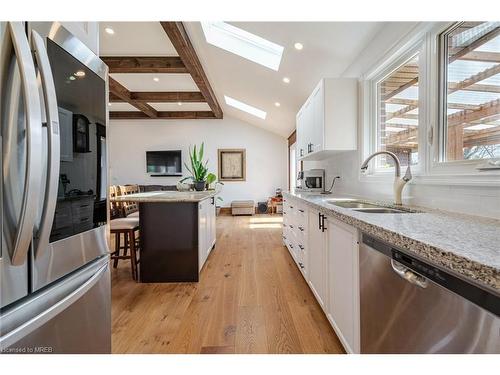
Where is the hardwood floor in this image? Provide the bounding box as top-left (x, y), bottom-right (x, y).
top-left (111, 214), bottom-right (345, 354)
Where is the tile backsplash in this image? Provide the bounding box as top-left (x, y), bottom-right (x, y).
top-left (304, 151), bottom-right (500, 220)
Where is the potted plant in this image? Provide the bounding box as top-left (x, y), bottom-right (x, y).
top-left (180, 143), bottom-right (213, 191)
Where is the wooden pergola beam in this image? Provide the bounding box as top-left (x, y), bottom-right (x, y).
top-left (448, 63), bottom-right (500, 93)
top-left (110, 91), bottom-right (206, 103)
top-left (160, 22), bottom-right (223, 119)
top-left (382, 77), bottom-right (418, 101)
top-left (448, 98), bottom-right (500, 127)
top-left (110, 111), bottom-right (216, 120)
top-left (109, 77), bottom-right (158, 118)
top-left (101, 56), bottom-right (188, 73)
top-left (449, 26), bottom-right (500, 63)
top-left (460, 51), bottom-right (500, 63)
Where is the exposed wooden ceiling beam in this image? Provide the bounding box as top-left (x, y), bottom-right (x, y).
top-left (449, 27), bottom-right (500, 63)
top-left (109, 77), bottom-right (158, 118)
top-left (110, 91), bottom-right (206, 103)
top-left (101, 56), bottom-right (188, 74)
top-left (453, 83), bottom-right (500, 94)
top-left (110, 111), bottom-right (216, 120)
top-left (386, 98), bottom-right (479, 110)
top-left (160, 22), bottom-right (223, 119)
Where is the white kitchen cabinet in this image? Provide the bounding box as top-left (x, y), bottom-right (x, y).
top-left (198, 197), bottom-right (216, 271)
top-left (283, 198), bottom-right (308, 276)
top-left (296, 78), bottom-right (357, 161)
top-left (307, 208), bottom-right (327, 310)
top-left (326, 216), bottom-right (360, 354)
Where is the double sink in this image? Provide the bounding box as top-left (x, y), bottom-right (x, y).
top-left (326, 199), bottom-right (417, 214)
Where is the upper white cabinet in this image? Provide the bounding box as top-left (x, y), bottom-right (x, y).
top-left (296, 78), bottom-right (357, 161)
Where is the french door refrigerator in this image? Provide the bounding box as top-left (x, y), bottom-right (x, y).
top-left (1, 22), bottom-right (110, 353)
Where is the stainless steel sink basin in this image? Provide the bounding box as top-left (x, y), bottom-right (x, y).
top-left (352, 207), bottom-right (410, 214)
top-left (326, 200), bottom-right (383, 209)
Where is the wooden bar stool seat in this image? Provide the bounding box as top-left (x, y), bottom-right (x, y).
top-left (110, 217), bottom-right (140, 281)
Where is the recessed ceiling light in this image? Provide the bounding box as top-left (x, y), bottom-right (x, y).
top-left (283, 77), bottom-right (290, 84)
top-left (104, 27), bottom-right (115, 35)
top-left (224, 95), bottom-right (267, 119)
top-left (275, 102), bottom-right (281, 107)
top-left (294, 42), bottom-right (303, 50)
top-left (177, 102), bottom-right (182, 106)
top-left (153, 77), bottom-right (159, 82)
top-left (201, 22), bottom-right (284, 71)
top-left (74, 70), bottom-right (85, 77)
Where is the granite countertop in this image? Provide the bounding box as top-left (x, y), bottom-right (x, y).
top-left (111, 189), bottom-right (219, 203)
top-left (284, 191), bottom-right (500, 293)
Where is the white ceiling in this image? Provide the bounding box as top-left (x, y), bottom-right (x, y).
top-left (100, 22), bottom-right (384, 137)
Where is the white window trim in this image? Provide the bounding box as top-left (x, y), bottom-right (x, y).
top-left (360, 22), bottom-right (500, 187)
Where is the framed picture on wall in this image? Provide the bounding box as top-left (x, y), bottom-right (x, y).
top-left (218, 149), bottom-right (246, 181)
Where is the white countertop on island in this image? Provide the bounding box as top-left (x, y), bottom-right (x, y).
top-left (111, 189), bottom-right (219, 203)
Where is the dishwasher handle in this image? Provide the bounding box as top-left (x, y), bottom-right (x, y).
top-left (391, 259), bottom-right (428, 289)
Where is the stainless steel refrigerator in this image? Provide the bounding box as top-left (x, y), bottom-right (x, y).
top-left (1, 22), bottom-right (110, 354)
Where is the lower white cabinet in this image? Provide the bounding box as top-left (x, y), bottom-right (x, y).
top-left (307, 208), bottom-right (328, 310)
top-left (199, 197), bottom-right (217, 271)
top-left (282, 197), bottom-right (360, 353)
top-left (326, 216), bottom-right (360, 354)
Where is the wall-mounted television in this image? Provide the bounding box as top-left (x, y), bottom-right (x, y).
top-left (146, 150), bottom-right (182, 176)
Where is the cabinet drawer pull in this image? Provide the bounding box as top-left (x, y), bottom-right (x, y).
top-left (289, 225), bottom-right (294, 229)
top-left (298, 209), bottom-right (304, 213)
top-left (298, 226), bottom-right (304, 231)
top-left (290, 205), bottom-right (294, 209)
top-left (298, 244), bottom-right (304, 250)
top-left (298, 262), bottom-right (305, 269)
top-left (289, 244), bottom-right (293, 249)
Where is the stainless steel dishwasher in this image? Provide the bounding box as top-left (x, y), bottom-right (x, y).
top-left (359, 233), bottom-right (500, 353)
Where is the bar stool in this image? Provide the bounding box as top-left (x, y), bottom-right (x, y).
top-left (110, 217), bottom-right (140, 280)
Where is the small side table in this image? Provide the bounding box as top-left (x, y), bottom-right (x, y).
top-left (268, 196), bottom-right (283, 214)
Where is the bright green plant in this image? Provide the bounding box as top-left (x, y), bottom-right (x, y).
top-left (181, 143), bottom-right (209, 183)
top-left (206, 173), bottom-right (217, 186)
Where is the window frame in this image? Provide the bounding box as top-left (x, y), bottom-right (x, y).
top-left (432, 22), bottom-right (500, 177)
top-left (361, 22), bottom-right (500, 187)
top-left (361, 30), bottom-right (427, 180)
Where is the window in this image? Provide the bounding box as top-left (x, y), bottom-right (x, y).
top-left (375, 54), bottom-right (420, 170)
top-left (224, 95), bottom-right (267, 119)
top-left (439, 22), bottom-right (500, 162)
top-left (201, 22), bottom-right (284, 71)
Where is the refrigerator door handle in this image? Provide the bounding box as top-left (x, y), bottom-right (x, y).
top-left (0, 261), bottom-right (108, 350)
top-left (31, 30), bottom-right (60, 259)
top-left (7, 22), bottom-right (43, 266)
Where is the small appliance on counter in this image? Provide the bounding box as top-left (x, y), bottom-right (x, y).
top-left (295, 169), bottom-right (325, 193)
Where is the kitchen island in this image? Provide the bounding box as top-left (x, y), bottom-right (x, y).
top-left (112, 190), bottom-right (218, 282)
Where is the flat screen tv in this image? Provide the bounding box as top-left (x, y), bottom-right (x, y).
top-left (146, 150), bottom-right (182, 176)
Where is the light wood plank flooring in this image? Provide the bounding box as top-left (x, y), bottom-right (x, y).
top-left (111, 214), bottom-right (345, 354)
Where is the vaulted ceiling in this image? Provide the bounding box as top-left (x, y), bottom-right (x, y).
top-left (100, 22), bottom-right (384, 136)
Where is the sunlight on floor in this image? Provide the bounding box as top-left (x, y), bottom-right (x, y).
top-left (248, 223), bottom-right (283, 229)
top-left (248, 216), bottom-right (283, 229)
top-left (249, 216), bottom-right (283, 223)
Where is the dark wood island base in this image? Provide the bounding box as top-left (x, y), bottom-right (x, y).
top-left (112, 190), bottom-right (218, 283)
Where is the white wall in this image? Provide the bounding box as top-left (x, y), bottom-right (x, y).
top-left (304, 22), bottom-right (500, 220)
top-left (109, 115), bottom-right (287, 207)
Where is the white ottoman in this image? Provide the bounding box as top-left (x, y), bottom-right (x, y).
top-left (231, 200), bottom-right (255, 216)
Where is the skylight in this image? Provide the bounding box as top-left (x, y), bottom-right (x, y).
top-left (224, 95), bottom-right (267, 119)
top-left (201, 22), bottom-right (284, 71)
